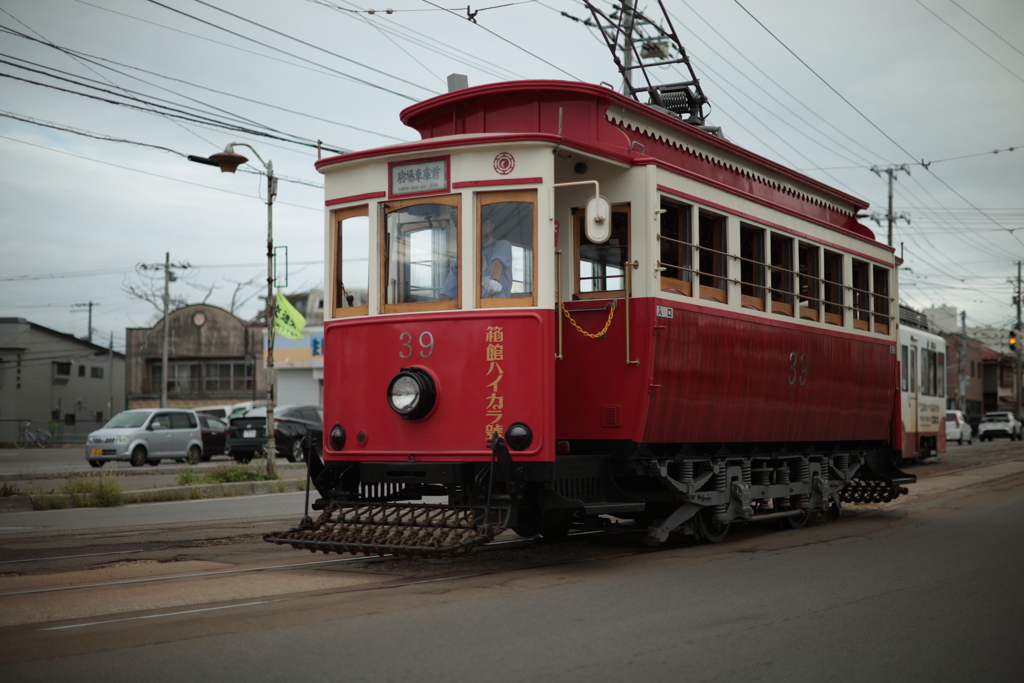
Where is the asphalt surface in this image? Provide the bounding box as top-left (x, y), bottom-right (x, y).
top-left (0, 447), bottom-right (1021, 682)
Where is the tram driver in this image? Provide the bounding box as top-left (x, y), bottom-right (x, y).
top-left (439, 216), bottom-right (512, 300)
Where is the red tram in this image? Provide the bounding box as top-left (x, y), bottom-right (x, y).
top-left (267, 79), bottom-right (915, 555)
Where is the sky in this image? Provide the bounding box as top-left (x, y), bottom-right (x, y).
top-left (1, 0), bottom-right (1022, 353)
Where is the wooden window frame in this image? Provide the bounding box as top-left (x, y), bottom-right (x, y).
top-left (477, 189), bottom-right (538, 309)
top-left (331, 205), bottom-right (370, 319)
top-left (823, 250), bottom-right (844, 326)
top-left (697, 210), bottom-right (727, 304)
top-left (740, 223), bottom-right (766, 311)
top-left (873, 265), bottom-right (891, 335)
top-left (381, 194), bottom-right (461, 314)
top-left (658, 199), bottom-right (693, 297)
top-left (798, 242), bottom-right (821, 322)
top-left (851, 258), bottom-right (871, 331)
top-left (770, 233), bottom-right (795, 316)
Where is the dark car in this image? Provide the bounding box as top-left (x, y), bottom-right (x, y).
top-left (226, 404), bottom-right (323, 463)
top-left (198, 414), bottom-right (228, 459)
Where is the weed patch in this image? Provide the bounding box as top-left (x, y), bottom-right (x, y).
top-left (32, 496), bottom-right (69, 510)
top-left (175, 459), bottom-right (281, 487)
top-left (59, 473), bottom-right (124, 507)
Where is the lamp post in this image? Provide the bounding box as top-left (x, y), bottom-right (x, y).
top-left (190, 144), bottom-right (278, 475)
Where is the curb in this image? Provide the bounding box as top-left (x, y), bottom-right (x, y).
top-left (0, 462), bottom-right (307, 483)
top-left (1, 479), bottom-right (303, 513)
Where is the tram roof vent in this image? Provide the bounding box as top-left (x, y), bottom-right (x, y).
top-left (447, 74), bottom-right (469, 92)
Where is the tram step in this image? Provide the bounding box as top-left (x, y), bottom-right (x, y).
top-left (550, 455), bottom-right (646, 514)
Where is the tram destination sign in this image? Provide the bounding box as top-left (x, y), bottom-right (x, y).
top-left (389, 156), bottom-right (450, 198)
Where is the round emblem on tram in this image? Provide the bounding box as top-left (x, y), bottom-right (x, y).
top-left (493, 152), bottom-right (515, 175)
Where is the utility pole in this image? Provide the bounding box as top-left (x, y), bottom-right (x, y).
top-left (108, 332), bottom-right (115, 421)
top-left (959, 311), bottom-right (968, 414)
top-left (72, 301), bottom-right (99, 343)
top-left (139, 253), bottom-right (191, 408)
top-left (869, 164), bottom-right (912, 246)
top-left (1015, 260), bottom-right (1022, 418)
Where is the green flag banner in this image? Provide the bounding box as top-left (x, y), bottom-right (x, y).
top-left (274, 291), bottom-right (306, 340)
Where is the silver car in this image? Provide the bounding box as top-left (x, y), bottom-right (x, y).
top-left (86, 409), bottom-right (203, 467)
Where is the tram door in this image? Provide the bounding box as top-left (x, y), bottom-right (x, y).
top-left (903, 342), bottom-right (919, 450)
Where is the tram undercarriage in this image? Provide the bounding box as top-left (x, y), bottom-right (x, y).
top-left (263, 439), bottom-right (914, 556)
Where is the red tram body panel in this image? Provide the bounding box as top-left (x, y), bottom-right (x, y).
top-left (323, 310), bottom-right (554, 462)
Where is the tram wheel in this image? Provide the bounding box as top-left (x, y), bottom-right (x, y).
top-left (781, 509), bottom-right (809, 530)
top-left (539, 509), bottom-right (571, 540)
top-left (512, 508), bottom-right (542, 538)
top-left (696, 510), bottom-right (730, 543)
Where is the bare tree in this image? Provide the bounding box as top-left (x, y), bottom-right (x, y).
top-left (226, 275), bottom-right (263, 314)
top-left (121, 265), bottom-right (190, 317)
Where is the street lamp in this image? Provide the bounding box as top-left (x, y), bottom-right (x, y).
top-left (191, 143), bottom-right (279, 475)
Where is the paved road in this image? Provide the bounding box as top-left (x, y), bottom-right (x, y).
top-left (0, 490), bottom-right (314, 533)
top-left (0, 459), bottom-right (1021, 682)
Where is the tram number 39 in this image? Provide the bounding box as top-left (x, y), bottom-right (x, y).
top-left (787, 352), bottom-right (808, 386)
top-left (399, 331), bottom-right (435, 359)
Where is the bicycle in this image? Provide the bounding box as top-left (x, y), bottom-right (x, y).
top-left (15, 421), bottom-right (52, 448)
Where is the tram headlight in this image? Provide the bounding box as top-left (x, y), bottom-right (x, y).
top-left (329, 424), bottom-right (346, 451)
top-left (387, 368), bottom-right (436, 420)
top-left (506, 422), bottom-right (533, 451)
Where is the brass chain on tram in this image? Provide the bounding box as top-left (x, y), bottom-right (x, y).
top-left (560, 301), bottom-right (616, 338)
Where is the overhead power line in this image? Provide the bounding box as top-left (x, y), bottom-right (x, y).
top-left (145, 0), bottom-right (431, 101)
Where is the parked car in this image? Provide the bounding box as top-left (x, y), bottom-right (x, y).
top-left (86, 409), bottom-right (203, 467)
top-left (195, 405), bottom-right (232, 419)
top-left (945, 410), bottom-right (973, 445)
top-left (228, 397), bottom-right (268, 419)
top-left (977, 412), bottom-right (1022, 441)
top-left (198, 414), bottom-right (228, 459)
top-left (226, 404), bottom-right (323, 463)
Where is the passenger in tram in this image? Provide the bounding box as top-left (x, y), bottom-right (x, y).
top-left (439, 217), bottom-right (513, 300)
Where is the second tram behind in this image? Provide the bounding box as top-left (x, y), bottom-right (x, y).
top-left (267, 80), bottom-right (915, 556)
top-left (897, 307), bottom-right (948, 461)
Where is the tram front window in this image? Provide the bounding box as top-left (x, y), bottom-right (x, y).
top-left (333, 207), bottom-right (369, 316)
top-left (384, 200), bottom-right (459, 307)
top-left (476, 194), bottom-right (535, 306)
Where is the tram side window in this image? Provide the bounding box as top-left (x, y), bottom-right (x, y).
top-left (659, 199), bottom-right (693, 296)
top-left (873, 266), bottom-right (891, 334)
top-left (901, 345), bottom-right (909, 391)
top-left (937, 352), bottom-right (945, 396)
top-left (576, 205), bottom-right (629, 296)
top-left (910, 347), bottom-right (917, 393)
top-left (333, 206), bottom-right (370, 317)
top-left (823, 250), bottom-right (844, 326)
top-left (697, 211), bottom-right (727, 303)
top-left (383, 198), bottom-right (459, 309)
top-left (478, 192), bottom-right (535, 307)
top-left (921, 349), bottom-right (939, 396)
top-left (851, 259), bottom-right (871, 330)
top-left (798, 242), bottom-right (820, 321)
top-left (770, 234), bottom-right (794, 315)
top-left (739, 224), bottom-right (765, 310)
